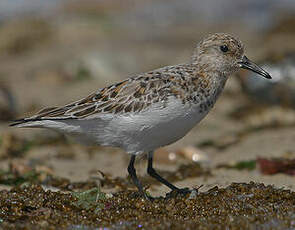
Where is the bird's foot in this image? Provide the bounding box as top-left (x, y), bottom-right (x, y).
top-left (165, 187), bottom-right (192, 199)
top-left (129, 189), bottom-right (155, 201)
top-left (176, 187), bottom-right (191, 194)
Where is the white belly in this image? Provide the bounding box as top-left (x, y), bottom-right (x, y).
top-left (88, 99), bottom-right (210, 154)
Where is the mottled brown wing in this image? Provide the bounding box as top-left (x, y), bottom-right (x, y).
top-left (12, 64), bottom-right (199, 123)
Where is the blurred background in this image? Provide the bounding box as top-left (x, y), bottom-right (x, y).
top-left (0, 0), bottom-right (295, 195)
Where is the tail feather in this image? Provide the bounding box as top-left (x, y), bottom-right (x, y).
top-left (10, 117), bottom-right (73, 128)
top-left (10, 118), bottom-right (49, 128)
top-left (9, 118), bottom-right (27, 127)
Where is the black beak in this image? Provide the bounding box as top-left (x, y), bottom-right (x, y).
top-left (238, 56), bottom-right (271, 79)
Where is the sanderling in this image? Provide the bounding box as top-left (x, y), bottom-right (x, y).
top-left (11, 33), bottom-right (271, 199)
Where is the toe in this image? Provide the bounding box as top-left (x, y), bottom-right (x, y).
top-left (176, 187), bottom-right (191, 194)
top-left (165, 187), bottom-right (192, 199)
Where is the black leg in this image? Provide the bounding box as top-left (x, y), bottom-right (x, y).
top-left (127, 155), bottom-right (150, 199)
top-left (147, 151), bottom-right (190, 194)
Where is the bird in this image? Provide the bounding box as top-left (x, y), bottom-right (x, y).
top-left (10, 33), bottom-right (271, 199)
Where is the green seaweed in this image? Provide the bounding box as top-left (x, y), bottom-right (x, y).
top-left (217, 160), bottom-right (256, 170)
top-left (71, 187), bottom-right (109, 214)
top-left (0, 169), bottom-right (40, 186)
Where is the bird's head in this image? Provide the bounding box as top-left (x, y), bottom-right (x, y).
top-left (192, 33), bottom-right (271, 79)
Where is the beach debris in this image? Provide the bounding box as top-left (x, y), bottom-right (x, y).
top-left (257, 157), bottom-right (295, 175)
top-left (217, 160), bottom-right (256, 171)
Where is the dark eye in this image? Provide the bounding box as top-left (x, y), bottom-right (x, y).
top-left (220, 45), bottom-right (229, 53)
